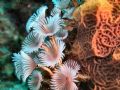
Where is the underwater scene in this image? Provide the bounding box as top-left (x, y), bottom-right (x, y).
top-left (0, 0), bottom-right (120, 90)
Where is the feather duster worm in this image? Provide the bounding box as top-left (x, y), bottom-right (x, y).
top-left (35, 13), bottom-right (63, 36)
top-left (51, 7), bottom-right (61, 16)
top-left (22, 31), bottom-right (45, 53)
top-left (52, 0), bottom-right (71, 9)
top-left (26, 6), bottom-right (48, 33)
top-left (51, 60), bottom-right (80, 90)
top-left (64, 60), bottom-right (80, 73)
top-left (62, 7), bottom-right (75, 19)
top-left (12, 51), bottom-right (36, 82)
top-left (27, 70), bottom-right (43, 90)
top-left (26, 5), bottom-right (64, 37)
top-left (55, 29), bottom-right (68, 40)
top-left (38, 37), bottom-right (65, 67)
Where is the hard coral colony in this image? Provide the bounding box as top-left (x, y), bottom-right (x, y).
top-left (12, 0), bottom-right (120, 90)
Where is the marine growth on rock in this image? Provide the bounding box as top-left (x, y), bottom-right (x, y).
top-left (12, 0), bottom-right (120, 90)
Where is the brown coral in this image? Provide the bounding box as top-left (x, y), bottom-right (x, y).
top-left (76, 13), bottom-right (97, 59)
top-left (77, 57), bottom-right (120, 90)
top-left (90, 58), bottom-right (120, 90)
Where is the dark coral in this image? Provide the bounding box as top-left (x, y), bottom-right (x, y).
top-left (85, 57), bottom-right (120, 90)
top-left (76, 13), bottom-right (97, 59)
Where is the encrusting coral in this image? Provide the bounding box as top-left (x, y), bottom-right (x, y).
top-left (91, 0), bottom-right (120, 57)
top-left (71, 0), bottom-right (120, 90)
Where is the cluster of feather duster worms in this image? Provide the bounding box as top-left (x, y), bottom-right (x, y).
top-left (12, 0), bottom-right (82, 90)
